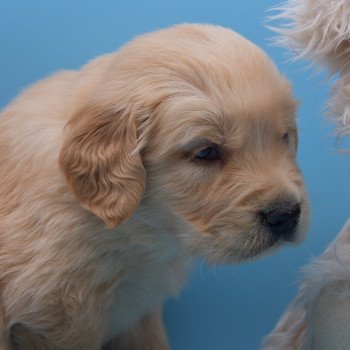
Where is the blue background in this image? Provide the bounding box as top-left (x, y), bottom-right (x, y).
top-left (1, 1), bottom-right (349, 349)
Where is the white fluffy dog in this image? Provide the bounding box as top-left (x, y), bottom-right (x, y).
top-left (263, 1), bottom-right (350, 349)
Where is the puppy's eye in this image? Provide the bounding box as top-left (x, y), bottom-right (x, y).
top-left (195, 146), bottom-right (219, 160)
top-left (283, 132), bottom-right (290, 145)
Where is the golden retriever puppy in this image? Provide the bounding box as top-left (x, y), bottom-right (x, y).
top-left (0, 24), bottom-right (309, 350)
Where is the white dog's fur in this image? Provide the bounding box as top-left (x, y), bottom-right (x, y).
top-left (263, 1), bottom-right (350, 349)
top-left (263, 220), bottom-right (350, 350)
top-left (0, 24), bottom-right (308, 349)
top-left (270, 0), bottom-right (350, 137)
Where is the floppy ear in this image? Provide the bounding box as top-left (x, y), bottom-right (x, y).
top-left (59, 103), bottom-right (146, 228)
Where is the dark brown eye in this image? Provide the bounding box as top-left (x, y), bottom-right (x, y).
top-left (195, 146), bottom-right (219, 160)
top-left (283, 132), bottom-right (290, 145)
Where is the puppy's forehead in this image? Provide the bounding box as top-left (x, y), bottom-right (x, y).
top-left (140, 25), bottom-right (297, 127)
top-left (155, 66), bottom-right (296, 142)
top-left (121, 25), bottom-right (296, 151)
top-left (153, 85), bottom-right (296, 156)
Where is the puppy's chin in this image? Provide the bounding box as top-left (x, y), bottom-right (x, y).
top-left (201, 226), bottom-right (306, 265)
top-left (219, 241), bottom-right (282, 265)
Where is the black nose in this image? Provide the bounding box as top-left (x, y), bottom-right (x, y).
top-left (260, 203), bottom-right (301, 239)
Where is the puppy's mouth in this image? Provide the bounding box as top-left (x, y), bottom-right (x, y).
top-left (188, 201), bottom-right (308, 264)
top-left (204, 226), bottom-right (299, 265)
top-left (234, 230), bottom-right (284, 261)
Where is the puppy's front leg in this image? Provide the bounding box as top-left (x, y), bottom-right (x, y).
top-left (103, 308), bottom-right (169, 350)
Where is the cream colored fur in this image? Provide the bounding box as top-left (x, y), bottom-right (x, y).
top-left (0, 24), bottom-right (308, 349)
top-left (263, 0), bottom-right (350, 348)
top-left (269, 0), bottom-right (350, 137)
top-left (262, 220), bottom-right (350, 350)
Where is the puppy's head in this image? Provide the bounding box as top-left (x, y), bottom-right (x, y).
top-left (60, 24), bottom-right (309, 263)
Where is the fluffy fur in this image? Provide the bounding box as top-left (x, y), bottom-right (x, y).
top-left (263, 1), bottom-right (350, 348)
top-left (0, 24), bottom-right (308, 349)
top-left (269, 0), bottom-right (350, 137)
top-left (262, 220), bottom-right (350, 349)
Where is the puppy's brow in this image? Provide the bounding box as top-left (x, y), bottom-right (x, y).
top-left (179, 137), bottom-right (219, 152)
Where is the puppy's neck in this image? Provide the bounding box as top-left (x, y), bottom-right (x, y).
top-left (112, 198), bottom-right (190, 263)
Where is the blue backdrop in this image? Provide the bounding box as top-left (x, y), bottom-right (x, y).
top-left (1, 1), bottom-right (349, 349)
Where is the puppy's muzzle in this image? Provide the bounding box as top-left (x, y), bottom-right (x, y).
top-left (260, 201), bottom-right (301, 242)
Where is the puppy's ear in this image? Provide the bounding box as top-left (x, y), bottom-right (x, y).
top-left (59, 103), bottom-right (146, 228)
